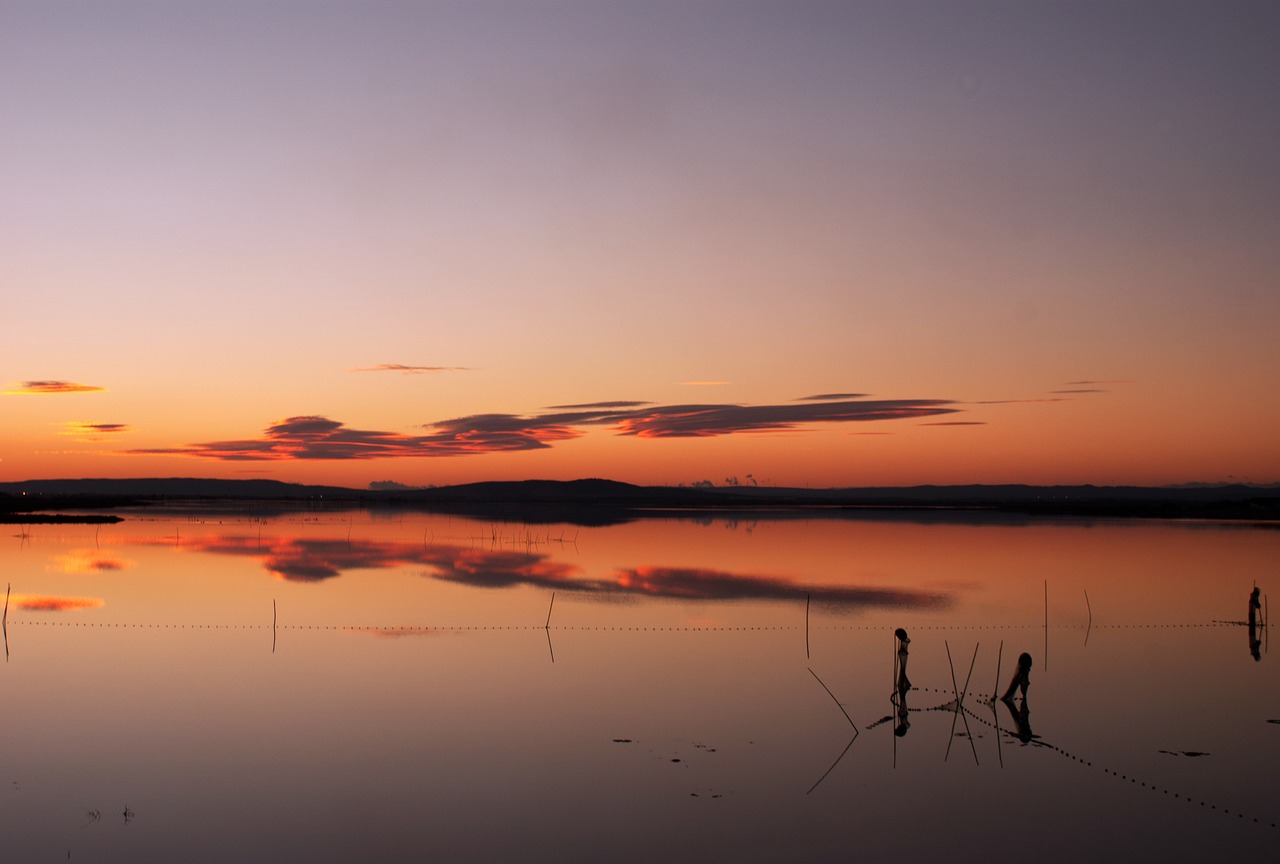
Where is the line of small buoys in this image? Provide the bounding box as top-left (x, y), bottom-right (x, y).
top-left (952, 702), bottom-right (1277, 830)
top-left (6, 620), bottom-right (1236, 632)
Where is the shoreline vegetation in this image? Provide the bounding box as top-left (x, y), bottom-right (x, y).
top-left (2, 477), bottom-right (1279, 525)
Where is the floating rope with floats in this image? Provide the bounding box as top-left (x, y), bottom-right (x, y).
top-left (941, 697), bottom-right (1280, 831)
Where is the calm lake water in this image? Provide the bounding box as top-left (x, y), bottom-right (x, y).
top-left (2, 509), bottom-right (1276, 862)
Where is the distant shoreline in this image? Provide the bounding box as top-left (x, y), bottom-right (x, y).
top-left (2, 477), bottom-right (1278, 525)
top-left (0, 513), bottom-right (124, 524)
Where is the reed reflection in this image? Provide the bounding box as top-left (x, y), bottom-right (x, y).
top-left (153, 531), bottom-right (952, 609)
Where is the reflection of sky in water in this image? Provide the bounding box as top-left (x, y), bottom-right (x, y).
top-left (0, 514), bottom-right (1276, 862)
top-left (137, 531), bottom-right (949, 610)
top-left (7, 593), bottom-right (104, 611)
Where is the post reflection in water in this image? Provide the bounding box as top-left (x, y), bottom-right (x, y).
top-left (1248, 587), bottom-right (1263, 661)
top-left (1002, 652), bottom-right (1033, 703)
top-left (0, 512), bottom-right (1277, 863)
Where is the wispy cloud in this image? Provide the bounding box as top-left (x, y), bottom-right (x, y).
top-left (1065, 379), bottom-right (1130, 386)
top-left (610, 400), bottom-right (957, 438)
top-left (130, 414), bottom-right (579, 461)
top-left (351, 364), bottom-right (470, 375)
top-left (127, 396), bottom-right (959, 461)
top-left (918, 421), bottom-right (985, 426)
top-left (58, 421), bottom-right (131, 441)
top-left (545, 401), bottom-right (652, 410)
top-left (798, 393), bottom-right (867, 401)
top-left (4, 380), bottom-right (105, 395)
top-left (1049, 389), bottom-right (1106, 394)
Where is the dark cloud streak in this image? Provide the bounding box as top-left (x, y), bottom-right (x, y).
top-left (61, 422), bottom-right (130, 438)
top-left (127, 396), bottom-right (959, 461)
top-left (5, 380), bottom-right (105, 395)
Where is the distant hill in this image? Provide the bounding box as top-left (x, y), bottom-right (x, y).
top-left (2, 477), bottom-right (1278, 522)
top-left (0, 477), bottom-right (354, 499)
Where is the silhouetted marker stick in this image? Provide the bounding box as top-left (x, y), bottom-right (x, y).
top-left (1044, 580), bottom-right (1049, 672)
top-left (808, 667), bottom-right (857, 733)
top-left (545, 592), bottom-right (556, 630)
top-left (993, 640), bottom-right (1003, 703)
top-left (944, 640), bottom-right (960, 702)
top-left (891, 632), bottom-right (896, 691)
top-left (805, 593), bottom-right (811, 659)
top-left (3, 582), bottom-right (9, 626)
top-left (959, 643), bottom-right (979, 705)
top-left (1084, 589), bottom-right (1093, 647)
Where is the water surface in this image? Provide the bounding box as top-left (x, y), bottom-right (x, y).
top-left (2, 511), bottom-right (1276, 862)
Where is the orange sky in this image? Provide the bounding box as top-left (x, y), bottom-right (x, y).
top-left (3, 3), bottom-right (1279, 489)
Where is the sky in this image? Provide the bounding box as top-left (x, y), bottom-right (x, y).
top-left (3, 0), bottom-right (1279, 489)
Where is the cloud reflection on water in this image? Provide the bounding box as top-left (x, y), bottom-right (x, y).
top-left (50, 549), bottom-right (133, 574)
top-left (607, 566), bottom-right (946, 607)
top-left (10, 594), bottom-right (105, 612)
top-left (159, 533), bottom-right (949, 609)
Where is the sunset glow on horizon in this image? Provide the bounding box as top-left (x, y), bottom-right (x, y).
top-left (3, 2), bottom-right (1278, 489)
